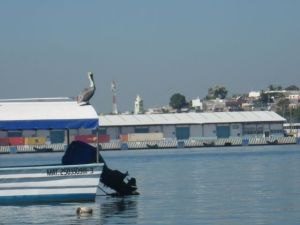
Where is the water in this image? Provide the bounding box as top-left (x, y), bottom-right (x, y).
top-left (1, 145), bottom-right (300, 225)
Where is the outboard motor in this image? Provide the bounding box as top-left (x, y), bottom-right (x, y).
top-left (62, 141), bottom-right (139, 196)
top-left (100, 165), bottom-right (138, 196)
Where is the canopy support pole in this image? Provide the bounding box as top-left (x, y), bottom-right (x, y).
top-left (96, 127), bottom-right (100, 163)
top-left (67, 129), bottom-right (70, 146)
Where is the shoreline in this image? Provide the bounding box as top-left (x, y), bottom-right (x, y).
top-left (0, 136), bottom-right (299, 154)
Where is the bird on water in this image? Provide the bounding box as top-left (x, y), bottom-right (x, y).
top-left (77, 72), bottom-right (96, 105)
top-left (76, 206), bottom-right (93, 216)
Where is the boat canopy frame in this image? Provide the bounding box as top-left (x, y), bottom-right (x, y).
top-left (0, 99), bottom-right (101, 162)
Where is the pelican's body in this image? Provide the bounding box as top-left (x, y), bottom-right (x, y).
top-left (76, 207), bottom-right (93, 216)
top-left (77, 72), bottom-right (96, 105)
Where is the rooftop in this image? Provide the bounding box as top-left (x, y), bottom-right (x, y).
top-left (99, 111), bottom-right (286, 127)
top-left (0, 99), bottom-right (98, 130)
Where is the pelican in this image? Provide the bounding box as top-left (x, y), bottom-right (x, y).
top-left (76, 206), bottom-right (93, 216)
top-left (77, 72), bottom-right (96, 105)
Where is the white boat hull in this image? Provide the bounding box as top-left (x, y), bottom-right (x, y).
top-left (0, 163), bottom-right (103, 204)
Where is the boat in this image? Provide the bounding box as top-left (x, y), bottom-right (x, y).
top-left (146, 143), bottom-right (159, 149)
top-left (0, 163), bottom-right (103, 204)
top-left (224, 142), bottom-right (232, 146)
top-left (0, 98), bottom-right (104, 204)
top-left (203, 141), bottom-right (215, 147)
top-left (266, 139), bottom-right (279, 145)
top-left (33, 147), bottom-right (54, 152)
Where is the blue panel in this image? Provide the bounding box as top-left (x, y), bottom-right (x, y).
top-left (0, 119), bottom-right (98, 130)
top-left (134, 127), bottom-right (149, 133)
top-left (7, 131), bottom-right (22, 137)
top-left (216, 126), bottom-right (230, 138)
top-left (50, 130), bottom-right (65, 144)
top-left (0, 194), bottom-right (95, 205)
top-left (121, 143), bottom-right (128, 150)
top-left (177, 140), bottom-right (185, 148)
top-left (242, 138), bottom-right (249, 146)
top-left (176, 127), bottom-right (190, 140)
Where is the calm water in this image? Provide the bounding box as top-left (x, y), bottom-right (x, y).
top-left (1, 145), bottom-right (300, 225)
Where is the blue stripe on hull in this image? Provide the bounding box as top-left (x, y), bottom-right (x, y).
top-left (0, 193), bottom-right (95, 205)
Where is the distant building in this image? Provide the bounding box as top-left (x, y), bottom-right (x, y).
top-left (191, 97), bottom-right (203, 111)
top-left (145, 108), bottom-right (163, 114)
top-left (248, 91), bottom-right (261, 99)
top-left (99, 111), bottom-right (286, 140)
top-left (225, 99), bottom-right (243, 111)
top-left (286, 90), bottom-right (300, 96)
top-left (203, 99), bottom-right (226, 112)
top-left (241, 103), bottom-right (254, 111)
top-left (288, 94), bottom-right (300, 105)
top-left (134, 95), bottom-right (144, 114)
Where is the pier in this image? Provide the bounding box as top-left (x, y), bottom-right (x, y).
top-left (0, 136), bottom-right (298, 154)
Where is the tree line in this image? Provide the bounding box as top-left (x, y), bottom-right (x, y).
top-left (169, 84), bottom-right (300, 122)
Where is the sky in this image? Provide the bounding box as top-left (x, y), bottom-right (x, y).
top-left (0, 0), bottom-right (299, 113)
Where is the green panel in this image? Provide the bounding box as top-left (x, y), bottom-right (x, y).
top-left (216, 126), bottom-right (230, 138)
top-left (50, 130), bottom-right (65, 143)
top-left (92, 128), bottom-right (107, 135)
top-left (135, 127), bottom-right (149, 133)
top-left (7, 131), bottom-right (22, 137)
top-left (176, 127), bottom-right (190, 140)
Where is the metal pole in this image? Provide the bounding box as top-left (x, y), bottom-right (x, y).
top-left (96, 127), bottom-right (99, 163)
top-left (67, 129), bottom-right (70, 146)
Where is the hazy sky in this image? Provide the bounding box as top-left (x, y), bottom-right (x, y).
top-left (0, 1), bottom-right (299, 113)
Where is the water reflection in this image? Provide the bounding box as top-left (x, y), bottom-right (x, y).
top-left (99, 196), bottom-right (138, 224)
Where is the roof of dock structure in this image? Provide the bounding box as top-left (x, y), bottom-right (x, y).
top-left (0, 99), bottom-right (98, 130)
top-left (99, 111), bottom-right (286, 127)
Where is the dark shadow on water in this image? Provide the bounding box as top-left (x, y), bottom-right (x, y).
top-left (99, 196), bottom-right (138, 224)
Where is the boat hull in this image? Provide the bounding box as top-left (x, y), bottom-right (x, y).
top-left (0, 163), bottom-right (103, 204)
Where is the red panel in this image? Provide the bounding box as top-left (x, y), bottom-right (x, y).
top-left (74, 135), bottom-right (110, 143)
top-left (98, 134), bottom-right (110, 143)
top-left (9, 137), bottom-right (25, 146)
top-left (0, 138), bottom-right (10, 146)
top-left (74, 135), bottom-right (97, 143)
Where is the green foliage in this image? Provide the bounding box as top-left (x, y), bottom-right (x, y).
top-left (255, 85), bottom-right (284, 110)
top-left (206, 85), bottom-right (228, 99)
top-left (277, 105), bottom-right (300, 123)
top-left (260, 91), bottom-right (269, 105)
top-left (276, 98), bottom-right (290, 118)
top-left (268, 84), bottom-right (282, 91)
top-left (291, 107), bottom-right (300, 123)
top-left (260, 90), bottom-right (284, 106)
top-left (169, 93), bottom-right (187, 110)
top-left (285, 85), bottom-right (299, 91)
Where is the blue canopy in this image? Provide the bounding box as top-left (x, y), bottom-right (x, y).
top-left (0, 100), bottom-right (99, 130)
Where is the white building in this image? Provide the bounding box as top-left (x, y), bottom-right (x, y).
top-left (99, 111), bottom-right (286, 140)
top-left (134, 95), bottom-right (144, 114)
top-left (191, 97), bottom-right (203, 111)
top-left (248, 91), bottom-right (261, 99)
top-left (203, 99), bottom-right (226, 112)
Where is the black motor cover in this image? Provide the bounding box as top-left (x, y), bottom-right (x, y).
top-left (62, 141), bottom-right (105, 165)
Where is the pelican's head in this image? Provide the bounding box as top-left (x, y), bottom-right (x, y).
top-left (88, 72), bottom-right (94, 80)
top-left (87, 72), bottom-right (95, 87)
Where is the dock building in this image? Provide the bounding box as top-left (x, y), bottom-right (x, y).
top-left (99, 111), bottom-right (286, 140)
